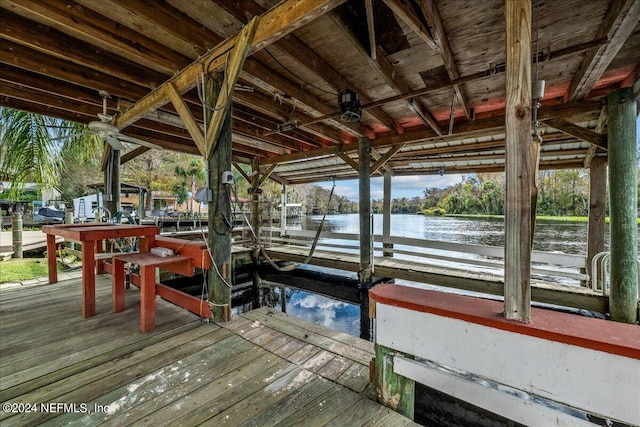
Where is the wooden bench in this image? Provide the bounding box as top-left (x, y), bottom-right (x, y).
top-left (112, 252), bottom-right (193, 332)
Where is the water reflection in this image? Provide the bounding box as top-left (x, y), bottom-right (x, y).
top-left (231, 285), bottom-right (362, 338)
top-left (298, 214), bottom-right (621, 255)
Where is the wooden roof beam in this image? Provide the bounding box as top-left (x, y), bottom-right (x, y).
top-left (114, 0), bottom-right (347, 130)
top-left (216, 0), bottom-right (401, 134)
top-left (233, 90), bottom-right (345, 145)
top-left (371, 145), bottom-right (405, 176)
top-left (370, 147), bottom-right (394, 176)
top-left (258, 163), bottom-right (279, 187)
top-left (542, 118), bottom-right (607, 150)
top-left (241, 59), bottom-right (373, 139)
top-left (338, 153), bottom-right (359, 171)
top-left (205, 18), bottom-right (259, 159)
top-left (261, 100), bottom-right (602, 165)
top-left (568, 0), bottom-right (640, 101)
top-left (2, 0), bottom-right (188, 74)
top-left (583, 105), bottom-right (608, 168)
top-left (383, 0), bottom-right (437, 50)
top-left (267, 40), bottom-right (400, 133)
top-left (329, 11), bottom-right (443, 136)
top-left (0, 10), bottom-right (168, 88)
top-left (416, 0), bottom-right (472, 120)
top-left (364, 0), bottom-right (376, 60)
top-left (121, 146), bottom-right (150, 165)
top-left (164, 82), bottom-right (206, 156)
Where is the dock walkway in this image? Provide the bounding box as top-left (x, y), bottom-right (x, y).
top-left (0, 275), bottom-right (415, 426)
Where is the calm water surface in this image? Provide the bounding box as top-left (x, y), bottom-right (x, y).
top-left (269, 214), bottom-right (634, 337)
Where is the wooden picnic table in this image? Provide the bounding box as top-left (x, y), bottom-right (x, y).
top-left (42, 223), bottom-right (159, 317)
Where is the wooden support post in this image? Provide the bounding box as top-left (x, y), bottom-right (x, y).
top-left (359, 137), bottom-right (372, 339)
top-left (586, 156), bottom-right (607, 282)
top-left (374, 344), bottom-right (415, 420)
top-left (206, 72), bottom-right (233, 322)
top-left (11, 212), bottom-right (23, 259)
top-left (280, 183), bottom-right (287, 237)
top-left (81, 238), bottom-right (96, 318)
top-left (383, 172), bottom-right (393, 257)
top-left (359, 137), bottom-right (372, 285)
top-left (112, 257), bottom-right (126, 313)
top-left (140, 264), bottom-right (156, 332)
top-left (104, 147), bottom-right (121, 219)
top-left (504, 0), bottom-right (532, 322)
top-left (607, 88), bottom-right (638, 324)
top-left (251, 159), bottom-right (261, 294)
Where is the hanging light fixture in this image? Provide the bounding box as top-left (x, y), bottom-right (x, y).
top-left (338, 89), bottom-right (362, 122)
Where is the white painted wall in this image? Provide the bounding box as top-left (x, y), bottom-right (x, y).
top-left (376, 303), bottom-right (640, 425)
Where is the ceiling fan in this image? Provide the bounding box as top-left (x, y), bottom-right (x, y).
top-left (52, 91), bottom-right (162, 151)
top-left (89, 91), bottom-right (162, 150)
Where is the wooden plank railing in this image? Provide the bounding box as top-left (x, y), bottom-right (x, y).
top-left (266, 228), bottom-right (589, 285)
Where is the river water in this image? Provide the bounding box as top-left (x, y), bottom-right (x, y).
top-left (265, 214), bottom-right (623, 338)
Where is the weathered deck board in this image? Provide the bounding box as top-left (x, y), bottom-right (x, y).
top-left (242, 308), bottom-right (374, 365)
top-left (0, 275), bottom-right (412, 426)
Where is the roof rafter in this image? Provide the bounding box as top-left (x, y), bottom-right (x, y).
top-left (215, 0), bottom-right (402, 134)
top-left (329, 11), bottom-right (443, 136)
top-left (568, 0), bottom-right (640, 100)
top-left (114, 0), bottom-right (348, 130)
top-left (383, 0), bottom-right (437, 50)
top-left (416, 0), bottom-right (471, 119)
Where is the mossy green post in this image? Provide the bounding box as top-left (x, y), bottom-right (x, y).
top-left (607, 87), bottom-right (638, 324)
top-left (374, 344), bottom-right (414, 420)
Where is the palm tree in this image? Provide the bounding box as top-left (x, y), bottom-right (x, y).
top-left (0, 107), bottom-right (102, 199)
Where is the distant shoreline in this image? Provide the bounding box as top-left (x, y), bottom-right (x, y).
top-left (428, 213), bottom-right (640, 225)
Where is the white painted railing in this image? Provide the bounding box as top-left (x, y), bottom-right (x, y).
top-left (267, 228), bottom-right (588, 284)
top-left (591, 251), bottom-right (640, 296)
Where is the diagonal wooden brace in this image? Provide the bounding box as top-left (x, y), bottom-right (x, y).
top-left (205, 17), bottom-right (260, 159)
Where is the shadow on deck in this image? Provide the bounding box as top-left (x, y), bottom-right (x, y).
top-left (0, 275), bottom-right (415, 426)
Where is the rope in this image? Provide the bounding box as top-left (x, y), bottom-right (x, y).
top-left (245, 182), bottom-right (336, 272)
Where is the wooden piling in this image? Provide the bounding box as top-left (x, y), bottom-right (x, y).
top-left (607, 88), bottom-right (638, 324)
top-left (586, 156), bottom-right (607, 279)
top-left (206, 72), bottom-right (233, 322)
top-left (382, 172), bottom-right (393, 257)
top-left (104, 147), bottom-right (121, 218)
top-left (251, 159), bottom-right (261, 293)
top-left (503, 0), bottom-right (532, 322)
top-left (359, 137), bottom-right (372, 285)
top-left (11, 212), bottom-right (23, 258)
top-left (374, 344), bottom-right (415, 420)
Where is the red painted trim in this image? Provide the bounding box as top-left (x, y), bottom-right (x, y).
top-left (46, 234), bottom-right (57, 284)
top-left (370, 284), bottom-right (640, 359)
top-left (129, 274), bottom-right (211, 319)
top-left (156, 284), bottom-right (212, 319)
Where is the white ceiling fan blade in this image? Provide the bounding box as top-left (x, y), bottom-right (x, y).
top-left (118, 134), bottom-right (163, 150)
top-left (105, 135), bottom-right (127, 150)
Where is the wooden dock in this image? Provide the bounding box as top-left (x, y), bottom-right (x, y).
top-left (0, 230), bottom-right (63, 259)
top-left (0, 275), bottom-right (415, 426)
top-left (265, 244), bottom-right (609, 313)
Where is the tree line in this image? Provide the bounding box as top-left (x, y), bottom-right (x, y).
top-left (372, 169), bottom-right (640, 217)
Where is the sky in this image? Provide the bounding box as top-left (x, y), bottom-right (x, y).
top-left (316, 173), bottom-right (465, 201)
top-left (317, 115), bottom-right (640, 202)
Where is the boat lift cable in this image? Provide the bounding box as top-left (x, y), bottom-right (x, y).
top-left (236, 179), bottom-right (336, 272)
